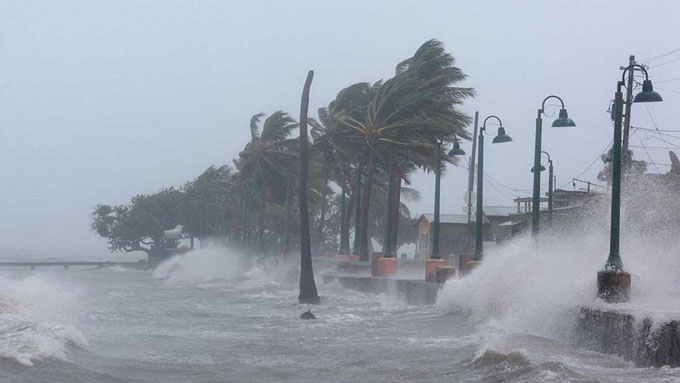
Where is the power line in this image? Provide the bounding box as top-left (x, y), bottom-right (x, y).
top-left (638, 48), bottom-right (680, 63)
top-left (558, 139), bottom-right (612, 189)
top-left (656, 77), bottom-right (680, 84)
top-left (651, 56), bottom-right (680, 68)
top-left (656, 87), bottom-right (680, 94)
top-left (636, 137), bottom-right (661, 173)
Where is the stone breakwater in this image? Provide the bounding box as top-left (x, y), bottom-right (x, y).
top-left (575, 306), bottom-right (680, 367)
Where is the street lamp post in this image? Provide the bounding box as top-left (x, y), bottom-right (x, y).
top-left (598, 64), bottom-right (662, 303)
top-left (382, 150), bottom-right (396, 258)
top-left (532, 96), bottom-right (576, 237)
top-left (531, 151), bottom-right (553, 225)
top-left (351, 164), bottom-right (362, 259)
top-left (424, 140), bottom-right (465, 281)
top-left (545, 152), bottom-right (554, 226)
top-left (472, 116), bottom-right (513, 263)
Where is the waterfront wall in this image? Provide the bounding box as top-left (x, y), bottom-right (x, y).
top-left (321, 275), bottom-right (439, 305)
top-left (574, 307), bottom-right (680, 367)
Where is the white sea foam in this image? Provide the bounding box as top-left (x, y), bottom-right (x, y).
top-left (152, 247), bottom-right (251, 283)
top-left (0, 274), bottom-right (85, 365)
top-left (438, 177), bottom-right (680, 344)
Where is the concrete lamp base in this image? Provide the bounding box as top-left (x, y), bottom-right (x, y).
top-left (435, 266), bottom-right (455, 284)
top-left (597, 269), bottom-right (631, 303)
top-left (425, 259), bottom-right (447, 282)
top-left (377, 258), bottom-right (397, 277)
top-left (335, 254), bottom-right (352, 263)
top-left (465, 260), bottom-right (482, 274)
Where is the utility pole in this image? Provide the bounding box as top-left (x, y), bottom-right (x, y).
top-left (621, 55), bottom-right (635, 167)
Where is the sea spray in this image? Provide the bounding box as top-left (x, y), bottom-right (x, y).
top-left (438, 175), bottom-right (680, 347)
top-left (153, 247), bottom-right (252, 283)
top-left (0, 273), bottom-right (85, 365)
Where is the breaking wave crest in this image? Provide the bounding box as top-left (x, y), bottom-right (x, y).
top-left (0, 274), bottom-right (86, 366)
top-left (152, 247), bottom-right (253, 283)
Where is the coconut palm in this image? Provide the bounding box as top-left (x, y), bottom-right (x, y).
top-left (238, 111), bottom-right (299, 253)
top-left (337, 39), bottom-right (474, 260)
top-left (298, 70), bottom-right (320, 304)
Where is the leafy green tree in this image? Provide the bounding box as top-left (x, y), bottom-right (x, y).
top-left (91, 188), bottom-right (183, 257)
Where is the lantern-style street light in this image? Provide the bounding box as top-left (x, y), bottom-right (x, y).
top-left (598, 64), bottom-right (662, 303)
top-left (429, 140), bottom-right (466, 260)
top-left (531, 151), bottom-right (554, 225)
top-left (532, 96), bottom-right (575, 237)
top-left (472, 116), bottom-right (513, 262)
top-left (351, 164), bottom-right (362, 257)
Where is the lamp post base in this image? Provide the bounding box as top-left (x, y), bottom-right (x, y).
top-left (377, 257), bottom-right (397, 277)
top-left (435, 266), bottom-right (455, 284)
top-left (426, 259), bottom-right (447, 282)
top-left (597, 269), bottom-right (631, 303)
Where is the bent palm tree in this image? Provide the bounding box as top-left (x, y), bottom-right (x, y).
top-left (338, 39), bottom-right (474, 261)
top-left (239, 111), bottom-right (299, 253)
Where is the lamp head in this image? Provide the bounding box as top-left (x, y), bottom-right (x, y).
top-left (492, 127), bottom-right (513, 143)
top-left (633, 80), bottom-right (663, 103)
top-left (552, 108), bottom-right (576, 127)
top-left (531, 165), bottom-right (546, 173)
top-left (447, 141), bottom-right (466, 156)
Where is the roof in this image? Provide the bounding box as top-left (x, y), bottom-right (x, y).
top-left (482, 206), bottom-right (518, 217)
top-left (418, 213), bottom-right (489, 225)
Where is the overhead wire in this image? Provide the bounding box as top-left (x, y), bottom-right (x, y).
top-left (638, 48), bottom-right (680, 63)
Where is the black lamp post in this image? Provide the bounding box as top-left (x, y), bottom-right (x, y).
top-left (429, 140), bottom-right (466, 260)
top-left (532, 96), bottom-right (575, 237)
top-left (598, 64), bottom-right (662, 303)
top-left (472, 116), bottom-right (513, 262)
top-left (531, 151), bottom-right (553, 225)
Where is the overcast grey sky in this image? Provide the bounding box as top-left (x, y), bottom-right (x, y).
top-left (1, 0), bottom-right (678, 257)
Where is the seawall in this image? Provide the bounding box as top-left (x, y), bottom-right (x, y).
top-left (574, 306), bottom-right (680, 367)
top-left (322, 275), bottom-right (439, 305)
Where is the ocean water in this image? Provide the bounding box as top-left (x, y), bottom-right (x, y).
top-left (1, 247), bottom-right (680, 383)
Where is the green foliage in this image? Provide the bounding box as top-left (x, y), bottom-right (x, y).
top-left (91, 39), bottom-right (474, 257)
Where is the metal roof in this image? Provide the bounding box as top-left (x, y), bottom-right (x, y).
top-left (419, 213), bottom-right (489, 225)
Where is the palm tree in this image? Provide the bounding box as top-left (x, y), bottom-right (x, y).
top-left (298, 70), bottom-right (320, 304)
top-left (338, 39), bottom-right (474, 261)
top-left (238, 111), bottom-right (298, 253)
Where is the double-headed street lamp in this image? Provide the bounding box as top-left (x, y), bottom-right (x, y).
top-left (531, 151), bottom-right (554, 225)
top-left (472, 116), bottom-right (513, 262)
top-left (532, 96), bottom-right (576, 237)
top-left (429, 140), bottom-right (466, 260)
top-left (598, 64), bottom-right (662, 303)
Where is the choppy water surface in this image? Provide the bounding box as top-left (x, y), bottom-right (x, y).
top-left (1, 248), bottom-right (679, 383)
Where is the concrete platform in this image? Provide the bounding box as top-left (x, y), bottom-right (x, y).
top-left (575, 306), bottom-right (680, 367)
top-left (321, 274), bottom-right (439, 305)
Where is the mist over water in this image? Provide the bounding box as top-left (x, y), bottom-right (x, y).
top-left (2, 178), bottom-right (680, 382)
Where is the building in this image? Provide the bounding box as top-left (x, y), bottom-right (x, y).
top-left (414, 206), bottom-right (516, 259)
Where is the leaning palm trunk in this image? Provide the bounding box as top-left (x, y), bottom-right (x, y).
top-left (358, 148), bottom-right (376, 261)
top-left (298, 70), bottom-right (320, 304)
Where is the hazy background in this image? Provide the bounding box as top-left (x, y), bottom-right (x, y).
top-left (1, 0), bottom-right (678, 257)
